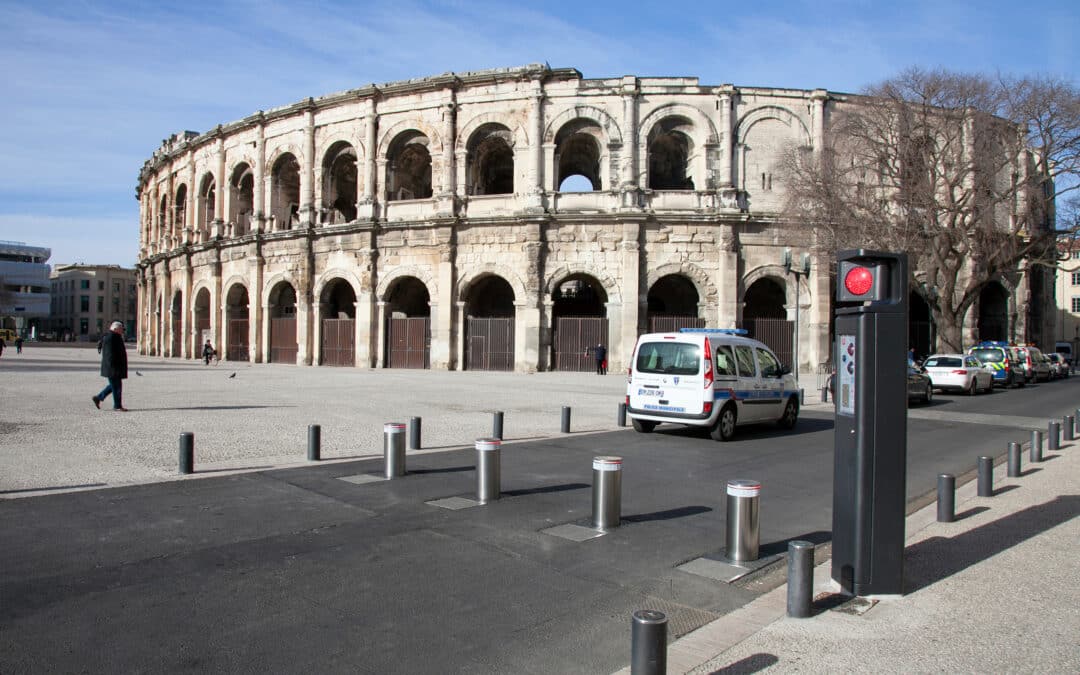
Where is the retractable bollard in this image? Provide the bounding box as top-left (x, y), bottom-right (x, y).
top-left (475, 438), bottom-right (501, 504)
top-left (592, 456), bottom-right (622, 530)
top-left (561, 406), bottom-right (572, 433)
top-left (787, 540), bottom-right (815, 618)
top-left (937, 474), bottom-right (955, 522)
top-left (179, 432), bottom-right (194, 474)
top-left (617, 402), bottom-right (627, 427)
top-left (1007, 442), bottom-right (1021, 478)
top-left (409, 417), bottom-right (422, 451)
top-left (725, 480), bottom-right (761, 562)
top-left (1031, 430), bottom-right (1043, 463)
top-left (384, 422), bottom-right (406, 478)
top-left (492, 411), bottom-right (504, 440)
top-left (977, 456), bottom-right (993, 497)
top-left (1048, 421), bottom-right (1061, 451)
top-left (308, 424), bottom-right (321, 461)
top-left (1065, 416), bottom-right (1075, 442)
top-left (630, 610), bottom-right (667, 675)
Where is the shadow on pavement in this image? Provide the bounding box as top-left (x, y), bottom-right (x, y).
top-left (0, 483), bottom-right (107, 495)
top-left (757, 530), bottom-right (832, 558)
top-left (502, 482), bottom-right (589, 497)
top-left (132, 405), bottom-right (294, 411)
top-left (622, 505), bottom-right (712, 523)
top-left (904, 495), bottom-right (1080, 593)
top-left (709, 652), bottom-right (780, 674)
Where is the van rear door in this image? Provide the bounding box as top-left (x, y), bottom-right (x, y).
top-left (630, 338), bottom-right (706, 417)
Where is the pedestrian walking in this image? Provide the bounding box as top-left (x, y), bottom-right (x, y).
top-left (592, 342), bottom-right (607, 375)
top-left (15, 336), bottom-right (23, 353)
top-left (91, 321), bottom-right (129, 412)
top-left (202, 339), bottom-right (216, 365)
top-left (0, 337), bottom-right (5, 357)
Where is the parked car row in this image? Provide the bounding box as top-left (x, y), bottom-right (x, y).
top-left (962, 341), bottom-right (1067, 389)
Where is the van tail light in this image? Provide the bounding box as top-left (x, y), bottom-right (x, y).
top-left (952, 370), bottom-right (968, 375)
top-left (703, 401), bottom-right (713, 414)
top-left (702, 338), bottom-right (714, 390)
top-left (625, 395), bottom-right (630, 406)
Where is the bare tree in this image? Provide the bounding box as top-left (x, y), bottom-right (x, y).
top-left (782, 67), bottom-right (1080, 351)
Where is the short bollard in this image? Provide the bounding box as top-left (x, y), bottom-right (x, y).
top-left (475, 438), bottom-right (501, 504)
top-left (725, 479), bottom-right (761, 562)
top-left (630, 609), bottom-right (667, 675)
top-left (307, 424), bottom-right (321, 461)
top-left (1065, 416), bottom-right (1075, 442)
top-left (786, 540), bottom-right (815, 618)
top-left (384, 422), bottom-right (406, 478)
top-left (592, 456), bottom-right (622, 530)
top-left (937, 474), bottom-right (955, 522)
top-left (1075, 408), bottom-right (1080, 435)
top-left (821, 384), bottom-right (829, 403)
top-left (1030, 430), bottom-right (1043, 463)
top-left (977, 456), bottom-right (994, 497)
top-left (561, 406), bottom-right (572, 433)
top-left (1048, 421), bottom-right (1060, 451)
top-left (179, 432), bottom-right (194, 475)
top-left (408, 416), bottom-right (422, 450)
top-left (1007, 442), bottom-right (1021, 478)
top-left (617, 402), bottom-right (627, 427)
top-left (492, 411), bottom-right (504, 441)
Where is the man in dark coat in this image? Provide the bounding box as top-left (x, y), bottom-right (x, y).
top-left (593, 343), bottom-right (607, 375)
top-left (92, 321), bottom-right (129, 411)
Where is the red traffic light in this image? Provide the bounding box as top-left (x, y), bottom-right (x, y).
top-left (844, 266), bottom-right (874, 296)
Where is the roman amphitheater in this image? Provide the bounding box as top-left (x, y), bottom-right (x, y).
top-left (135, 64), bottom-right (1035, 373)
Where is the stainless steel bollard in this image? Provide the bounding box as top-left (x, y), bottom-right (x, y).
top-left (179, 432), bottom-right (194, 474)
top-left (384, 422), bottom-right (406, 478)
top-left (1007, 442), bottom-right (1021, 477)
top-left (492, 411), bottom-right (504, 440)
top-left (977, 456), bottom-right (993, 497)
top-left (308, 424), bottom-right (321, 461)
top-left (1048, 421), bottom-right (1060, 451)
top-left (617, 402), bottom-right (627, 427)
top-left (1030, 430), bottom-right (1043, 463)
top-left (592, 456), bottom-right (622, 530)
top-left (1065, 416), bottom-right (1075, 442)
top-left (937, 474), bottom-right (955, 522)
top-left (409, 416), bottom-right (422, 450)
top-left (725, 479), bottom-right (761, 562)
top-left (561, 406), bottom-right (572, 433)
top-left (786, 540), bottom-right (815, 618)
top-left (630, 610), bottom-right (667, 675)
top-left (475, 438), bottom-right (501, 504)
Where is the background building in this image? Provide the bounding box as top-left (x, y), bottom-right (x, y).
top-left (47, 264), bottom-right (138, 341)
top-left (0, 240), bottom-right (51, 338)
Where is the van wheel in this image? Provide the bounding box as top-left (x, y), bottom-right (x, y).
top-left (710, 405), bottom-right (737, 441)
top-left (632, 419), bottom-right (656, 433)
top-left (778, 397), bottom-right (799, 429)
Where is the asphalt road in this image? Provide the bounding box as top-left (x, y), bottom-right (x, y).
top-left (3, 372), bottom-right (1079, 674)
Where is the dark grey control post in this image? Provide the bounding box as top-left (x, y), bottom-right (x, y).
top-left (1030, 430), bottom-right (1043, 463)
top-left (179, 432), bottom-right (194, 474)
top-left (308, 424), bottom-right (321, 461)
top-left (630, 609), bottom-right (667, 675)
top-left (937, 474), bottom-right (955, 522)
top-left (787, 540), bottom-right (815, 618)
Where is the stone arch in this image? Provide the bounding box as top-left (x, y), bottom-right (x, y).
top-left (543, 105), bottom-right (623, 145)
top-left (173, 183), bottom-right (188, 236)
top-left (317, 130), bottom-right (367, 165)
top-left (261, 272), bottom-right (301, 309)
top-left (464, 123), bottom-right (515, 195)
top-left (639, 103), bottom-right (719, 146)
top-left (269, 151), bottom-right (301, 229)
top-left (228, 161), bottom-right (255, 236)
top-left (377, 118), bottom-right (443, 159)
top-left (543, 264), bottom-right (621, 306)
top-left (456, 111), bottom-right (528, 153)
top-left (645, 262), bottom-right (718, 304)
top-left (314, 269), bottom-right (363, 302)
top-left (376, 265), bottom-right (436, 301)
top-left (742, 264), bottom-right (804, 308)
top-left (320, 141), bottom-right (358, 224)
top-left (458, 264), bottom-right (528, 305)
top-left (384, 128), bottom-right (434, 201)
top-left (734, 105), bottom-right (812, 144)
top-left (197, 171), bottom-right (216, 237)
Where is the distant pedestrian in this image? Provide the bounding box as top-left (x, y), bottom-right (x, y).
top-left (14, 336), bottom-right (23, 353)
top-left (0, 337), bottom-right (5, 357)
top-left (91, 321), bottom-right (129, 412)
top-left (202, 339), bottom-right (216, 365)
top-left (592, 343), bottom-right (607, 375)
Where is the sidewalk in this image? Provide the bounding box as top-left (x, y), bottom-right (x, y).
top-left (652, 434), bottom-right (1080, 673)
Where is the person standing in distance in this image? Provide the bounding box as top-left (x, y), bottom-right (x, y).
top-left (593, 342), bottom-right (607, 375)
top-left (92, 321), bottom-right (128, 411)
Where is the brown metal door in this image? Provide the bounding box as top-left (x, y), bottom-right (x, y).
top-left (388, 317), bottom-right (430, 368)
top-left (741, 318), bottom-right (794, 368)
top-left (321, 318), bottom-right (355, 367)
top-left (227, 319), bottom-right (248, 361)
top-left (467, 317), bottom-right (514, 371)
top-left (648, 315), bottom-right (706, 333)
top-left (171, 319), bottom-right (182, 357)
top-left (554, 317), bottom-right (609, 371)
top-left (270, 317), bottom-right (298, 364)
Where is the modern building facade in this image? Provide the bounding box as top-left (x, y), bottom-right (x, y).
top-left (0, 240), bottom-right (51, 337)
top-left (135, 65), bottom-right (1053, 372)
top-left (47, 264), bottom-right (138, 340)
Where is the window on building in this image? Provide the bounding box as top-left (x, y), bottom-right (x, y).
top-left (1072, 272), bottom-right (1080, 286)
top-left (98, 281), bottom-right (105, 291)
top-left (113, 298), bottom-right (120, 313)
top-left (1072, 297), bottom-right (1080, 313)
top-left (80, 295), bottom-right (90, 312)
top-left (80, 318), bottom-right (88, 334)
top-left (1073, 251), bottom-right (1080, 260)
top-left (80, 279), bottom-right (89, 289)
top-left (113, 282), bottom-right (120, 293)
top-left (97, 296), bottom-right (104, 312)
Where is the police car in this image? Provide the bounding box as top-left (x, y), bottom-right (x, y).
top-left (625, 329), bottom-right (799, 441)
top-left (967, 341), bottom-right (1024, 388)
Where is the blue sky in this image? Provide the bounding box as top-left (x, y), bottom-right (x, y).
top-left (0, 0), bottom-right (1076, 267)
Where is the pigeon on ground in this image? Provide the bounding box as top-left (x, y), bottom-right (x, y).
top-left (135, 371), bottom-right (143, 376)
top-left (229, 372), bottom-right (236, 379)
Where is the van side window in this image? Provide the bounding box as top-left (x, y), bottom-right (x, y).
top-left (714, 345), bottom-right (737, 376)
top-left (734, 345), bottom-right (757, 377)
top-left (756, 348), bottom-right (780, 377)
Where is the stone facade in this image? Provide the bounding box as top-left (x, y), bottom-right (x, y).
top-left (135, 64), bottom-right (1047, 373)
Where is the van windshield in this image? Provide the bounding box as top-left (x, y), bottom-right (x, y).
top-left (970, 348), bottom-right (1004, 363)
top-left (635, 342), bottom-right (701, 375)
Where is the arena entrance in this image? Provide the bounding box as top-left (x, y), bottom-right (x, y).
top-left (741, 278), bottom-right (793, 368)
top-left (647, 274), bottom-right (705, 332)
top-left (170, 291), bottom-right (183, 358)
top-left (320, 279), bottom-right (356, 367)
top-left (465, 275), bottom-right (515, 371)
top-left (386, 277), bottom-right (430, 369)
top-left (193, 288), bottom-right (211, 354)
top-left (225, 284), bottom-right (249, 362)
top-left (978, 282), bottom-right (1009, 342)
top-left (268, 282), bottom-right (297, 364)
top-left (552, 275), bottom-right (608, 372)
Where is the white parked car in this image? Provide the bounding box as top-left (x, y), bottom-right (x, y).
top-left (922, 353), bottom-right (993, 395)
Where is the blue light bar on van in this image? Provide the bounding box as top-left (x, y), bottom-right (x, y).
top-left (678, 328), bottom-right (749, 335)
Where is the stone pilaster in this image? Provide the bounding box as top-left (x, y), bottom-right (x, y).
top-left (301, 106), bottom-right (316, 226)
top-left (716, 224), bottom-right (740, 327)
top-left (253, 115), bottom-right (266, 233)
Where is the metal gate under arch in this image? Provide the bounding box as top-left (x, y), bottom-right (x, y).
top-left (467, 317), bottom-right (514, 371)
top-left (227, 319), bottom-right (249, 361)
top-left (321, 318), bottom-right (355, 367)
top-left (554, 317), bottom-right (609, 372)
top-left (388, 317), bottom-right (430, 368)
top-left (741, 318), bottom-right (794, 368)
top-left (270, 318), bottom-right (297, 364)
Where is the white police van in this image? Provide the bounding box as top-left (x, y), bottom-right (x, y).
top-left (625, 328), bottom-right (799, 441)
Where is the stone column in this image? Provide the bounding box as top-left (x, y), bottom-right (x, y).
top-left (437, 100), bottom-right (456, 217)
top-left (181, 257), bottom-right (192, 358)
top-left (716, 225), bottom-right (740, 327)
top-left (433, 257), bottom-right (455, 369)
top-left (717, 85), bottom-right (735, 188)
top-left (621, 76), bottom-right (638, 188)
top-left (455, 301), bottom-right (467, 371)
top-left (253, 115), bottom-right (266, 234)
top-left (186, 153), bottom-right (196, 244)
top-left (618, 220), bottom-right (642, 369)
top-left (251, 247), bottom-right (263, 362)
top-left (524, 81), bottom-right (545, 212)
top-left (811, 89), bottom-right (827, 156)
top-left (301, 106), bottom-right (316, 227)
top-left (375, 301), bottom-right (387, 368)
top-left (214, 135), bottom-right (226, 238)
top-left (358, 100), bottom-right (378, 220)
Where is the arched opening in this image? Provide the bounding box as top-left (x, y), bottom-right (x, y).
top-left (157, 194), bottom-right (168, 239)
top-left (648, 117), bottom-right (695, 190)
top-left (978, 282), bottom-right (1010, 342)
top-left (552, 274), bottom-right (609, 371)
top-left (268, 281), bottom-right (297, 364)
top-left (387, 131), bottom-right (432, 201)
top-left (170, 290), bottom-right (183, 358)
top-left (320, 279), bottom-right (356, 367)
top-left (465, 275), bottom-right (515, 371)
top-left (197, 173), bottom-right (216, 238)
top-left (322, 142), bottom-right (357, 224)
top-left (174, 184), bottom-right (188, 238)
top-left (270, 153), bottom-right (301, 230)
top-left (742, 277), bottom-right (792, 367)
top-left (386, 277), bottom-right (431, 368)
top-left (909, 291), bottom-right (935, 360)
top-left (225, 284), bottom-right (249, 362)
top-left (466, 124), bottom-right (514, 195)
top-left (193, 288), bottom-right (211, 357)
top-left (647, 274), bottom-right (704, 332)
top-left (229, 163), bottom-right (254, 236)
top-left (554, 120), bottom-right (602, 191)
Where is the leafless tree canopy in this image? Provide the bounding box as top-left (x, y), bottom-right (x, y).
top-left (781, 67), bottom-right (1080, 350)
